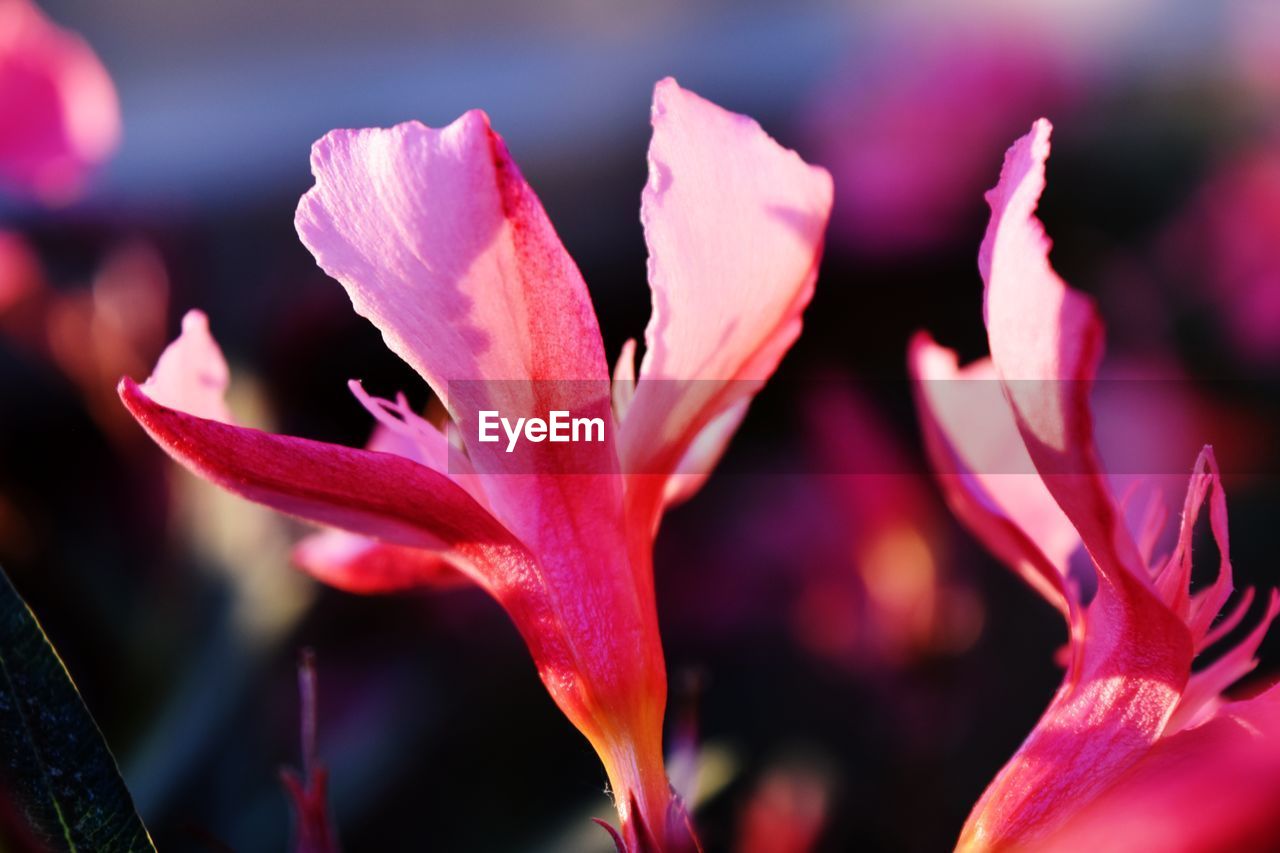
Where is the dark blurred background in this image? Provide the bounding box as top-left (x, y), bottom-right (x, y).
top-left (2, 1), bottom-right (1280, 850)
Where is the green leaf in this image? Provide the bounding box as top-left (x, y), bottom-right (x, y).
top-left (0, 567), bottom-right (154, 852)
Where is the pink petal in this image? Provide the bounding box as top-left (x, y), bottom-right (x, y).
top-left (294, 111), bottom-right (610, 453)
top-left (979, 119), bottom-right (1147, 590)
top-left (611, 338), bottom-right (637, 423)
top-left (296, 97), bottom-right (672, 826)
top-left (140, 310), bottom-right (233, 425)
top-left (292, 529), bottom-right (468, 594)
top-left (120, 376), bottom-right (518, 559)
top-left (957, 122), bottom-right (1195, 848)
top-left (909, 334), bottom-right (1081, 626)
top-left (1039, 686), bottom-right (1280, 853)
top-left (660, 397), bottom-right (749, 509)
top-left (0, 0), bottom-right (119, 203)
top-left (621, 78), bottom-right (833, 532)
top-left (294, 110), bottom-right (625, 569)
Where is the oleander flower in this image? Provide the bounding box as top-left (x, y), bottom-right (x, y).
top-left (0, 0), bottom-right (119, 202)
top-left (118, 78), bottom-right (832, 849)
top-left (910, 119), bottom-right (1279, 850)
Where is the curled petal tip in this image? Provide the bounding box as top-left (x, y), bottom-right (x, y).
top-left (592, 818), bottom-right (628, 853)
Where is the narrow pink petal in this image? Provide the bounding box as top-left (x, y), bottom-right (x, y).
top-left (120, 377), bottom-right (516, 557)
top-left (611, 338), bottom-right (637, 423)
top-left (140, 310), bottom-right (233, 424)
top-left (909, 334), bottom-right (1081, 625)
top-left (1180, 449), bottom-right (1235, 645)
top-left (292, 529), bottom-right (468, 593)
top-left (0, 0), bottom-right (119, 202)
top-left (1200, 587), bottom-right (1256, 651)
top-left (660, 397), bottom-right (749, 509)
top-left (621, 78), bottom-right (833, 531)
top-left (1168, 590), bottom-right (1280, 733)
top-left (980, 119), bottom-right (1147, 586)
top-left (957, 123), bottom-right (1195, 849)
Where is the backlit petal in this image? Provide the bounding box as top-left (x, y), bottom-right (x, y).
top-left (622, 78), bottom-right (832, 532)
top-left (957, 122), bottom-right (1194, 849)
top-left (292, 529), bottom-right (468, 594)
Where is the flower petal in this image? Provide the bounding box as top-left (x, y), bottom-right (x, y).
top-left (139, 310), bottom-right (232, 424)
top-left (909, 334), bottom-right (1081, 625)
top-left (980, 118), bottom-right (1147, 590)
top-left (294, 112), bottom-right (610, 458)
top-left (120, 375), bottom-right (517, 559)
top-left (621, 78), bottom-right (833, 531)
top-left (292, 529), bottom-right (468, 594)
top-left (956, 121), bottom-right (1194, 849)
top-left (294, 110), bottom-right (626, 579)
top-left (1037, 686), bottom-right (1280, 853)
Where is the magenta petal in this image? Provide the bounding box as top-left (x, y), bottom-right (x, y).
top-left (294, 110), bottom-right (628, 571)
top-left (909, 334), bottom-right (1080, 625)
top-left (119, 377), bottom-right (519, 559)
top-left (1040, 686), bottom-right (1280, 853)
top-left (292, 529), bottom-right (468, 594)
top-left (955, 122), bottom-right (1196, 849)
top-left (621, 78), bottom-right (833, 531)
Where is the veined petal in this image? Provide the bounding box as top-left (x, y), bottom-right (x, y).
top-left (956, 122), bottom-right (1194, 849)
top-left (0, 0), bottom-right (119, 202)
top-left (621, 78), bottom-right (833, 533)
top-left (1035, 686), bottom-right (1280, 853)
top-left (120, 311), bottom-right (522, 585)
top-left (294, 110), bottom-right (626, 583)
top-left (120, 375), bottom-right (518, 561)
top-left (293, 112), bottom-right (610, 455)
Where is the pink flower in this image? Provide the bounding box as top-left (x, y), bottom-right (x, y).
top-left (118, 78), bottom-right (832, 848)
top-left (0, 0), bottom-right (119, 203)
top-left (910, 120), bottom-right (1279, 849)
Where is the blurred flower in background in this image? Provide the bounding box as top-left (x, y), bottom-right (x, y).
top-left (805, 29), bottom-right (1076, 255)
top-left (1159, 144), bottom-right (1280, 371)
top-left (0, 0), bottom-right (118, 203)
